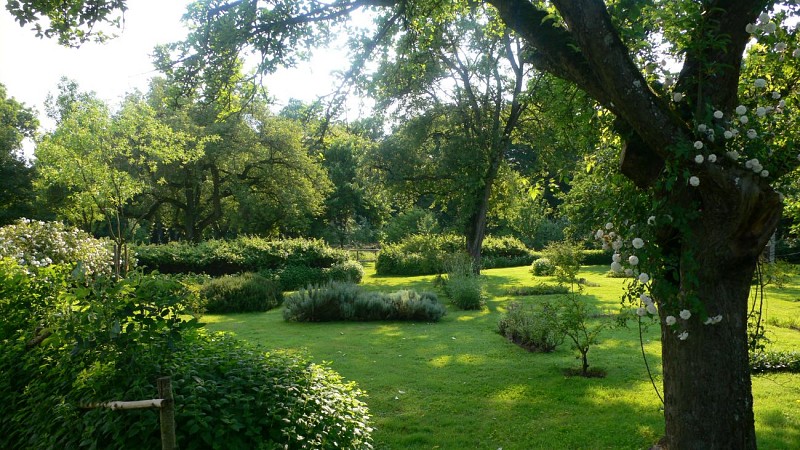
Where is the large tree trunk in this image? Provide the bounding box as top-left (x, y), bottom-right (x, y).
top-left (655, 167), bottom-right (781, 449)
top-left (660, 263), bottom-right (756, 449)
top-left (465, 146), bottom-right (504, 274)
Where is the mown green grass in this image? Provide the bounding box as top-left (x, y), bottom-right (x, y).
top-left (203, 264), bottom-right (800, 449)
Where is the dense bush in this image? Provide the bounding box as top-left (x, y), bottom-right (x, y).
top-left (323, 260), bottom-right (365, 284)
top-left (200, 272), bottom-right (283, 313)
top-left (442, 254), bottom-right (485, 310)
top-left (375, 233), bottom-right (534, 275)
top-left (283, 281), bottom-right (446, 322)
top-left (276, 259), bottom-right (365, 291)
top-left (543, 240), bottom-right (585, 283)
top-left (0, 260), bottom-right (373, 449)
top-left (750, 350), bottom-right (800, 374)
top-left (0, 218), bottom-right (115, 276)
top-left (531, 257), bottom-right (556, 276)
top-left (135, 237), bottom-right (352, 276)
top-left (582, 249), bottom-right (613, 265)
top-left (505, 283), bottom-right (569, 296)
top-left (497, 301), bottom-right (564, 352)
top-left (483, 235), bottom-right (532, 258)
top-left (277, 264), bottom-right (325, 291)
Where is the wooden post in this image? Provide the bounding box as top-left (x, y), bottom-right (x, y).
top-left (157, 377), bottom-right (177, 450)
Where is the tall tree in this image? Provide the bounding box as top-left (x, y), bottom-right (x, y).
top-left (364, 6), bottom-right (531, 270)
top-left (35, 83), bottom-right (194, 275)
top-left (145, 79), bottom-right (332, 240)
top-left (0, 83), bottom-right (38, 225)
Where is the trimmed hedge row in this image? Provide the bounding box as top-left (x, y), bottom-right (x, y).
top-left (135, 237), bottom-right (351, 276)
top-left (375, 233), bottom-right (611, 276)
top-left (283, 281), bottom-right (446, 322)
top-left (375, 234), bottom-right (535, 276)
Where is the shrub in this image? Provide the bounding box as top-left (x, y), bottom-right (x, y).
top-left (134, 237), bottom-right (351, 276)
top-left (531, 257), bottom-right (556, 276)
top-left (375, 234), bottom-right (533, 276)
top-left (750, 350), bottom-right (800, 374)
top-left (443, 253), bottom-right (484, 310)
top-left (497, 301), bottom-right (564, 352)
top-left (0, 261), bottom-right (372, 450)
top-left (581, 249), bottom-right (613, 265)
top-left (482, 235), bottom-right (532, 259)
top-left (0, 218), bottom-right (115, 276)
top-left (505, 283), bottom-right (569, 296)
top-left (165, 332), bottom-right (374, 449)
top-left (283, 282), bottom-right (446, 322)
top-left (278, 264), bottom-right (325, 291)
top-left (542, 240), bottom-right (585, 284)
top-left (323, 260), bottom-right (365, 284)
top-left (200, 272), bottom-right (283, 313)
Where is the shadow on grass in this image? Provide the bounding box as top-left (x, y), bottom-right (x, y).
top-left (201, 264), bottom-right (800, 450)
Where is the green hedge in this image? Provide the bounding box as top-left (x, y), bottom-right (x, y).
top-left (135, 237), bottom-right (351, 276)
top-left (201, 272), bottom-right (283, 313)
top-left (375, 234), bottom-right (534, 276)
top-left (283, 281), bottom-right (446, 322)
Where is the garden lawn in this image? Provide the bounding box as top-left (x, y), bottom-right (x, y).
top-left (203, 264), bottom-right (800, 449)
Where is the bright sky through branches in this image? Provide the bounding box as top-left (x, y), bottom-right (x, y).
top-left (0, 0), bottom-right (363, 141)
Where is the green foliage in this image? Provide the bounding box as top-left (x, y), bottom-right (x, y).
top-left (381, 207), bottom-right (440, 243)
top-left (135, 237), bottom-right (351, 276)
top-left (6, 0), bottom-right (126, 46)
top-left (750, 350), bottom-right (800, 374)
top-left (200, 272), bottom-right (283, 314)
top-left (481, 235), bottom-right (536, 269)
top-left (277, 264), bottom-right (325, 291)
top-left (0, 260), bottom-right (200, 449)
top-left (531, 257), bottom-right (556, 276)
top-left (558, 292), bottom-right (608, 377)
top-left (283, 281), bottom-right (446, 322)
top-left (505, 283), bottom-right (568, 296)
top-left (166, 331), bottom-right (374, 449)
top-left (0, 259), bottom-right (372, 449)
top-left (497, 301), bottom-right (564, 352)
top-left (0, 83), bottom-right (37, 225)
top-left (543, 240), bottom-right (585, 285)
top-left (582, 249), bottom-right (613, 265)
top-left (0, 218), bottom-right (115, 276)
top-left (323, 260), bottom-right (365, 284)
top-left (375, 233), bottom-right (533, 275)
top-left (443, 253), bottom-right (485, 310)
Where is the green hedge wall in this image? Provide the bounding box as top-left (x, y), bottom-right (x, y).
top-left (135, 237), bottom-right (352, 277)
top-left (375, 234), bottom-right (535, 276)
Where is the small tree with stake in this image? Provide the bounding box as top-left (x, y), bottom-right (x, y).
top-left (544, 240), bottom-right (607, 377)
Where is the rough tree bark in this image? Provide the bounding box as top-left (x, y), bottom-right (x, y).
top-left (487, 0), bottom-right (780, 448)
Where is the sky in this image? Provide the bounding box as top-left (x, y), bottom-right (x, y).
top-left (0, 0), bottom-right (362, 137)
